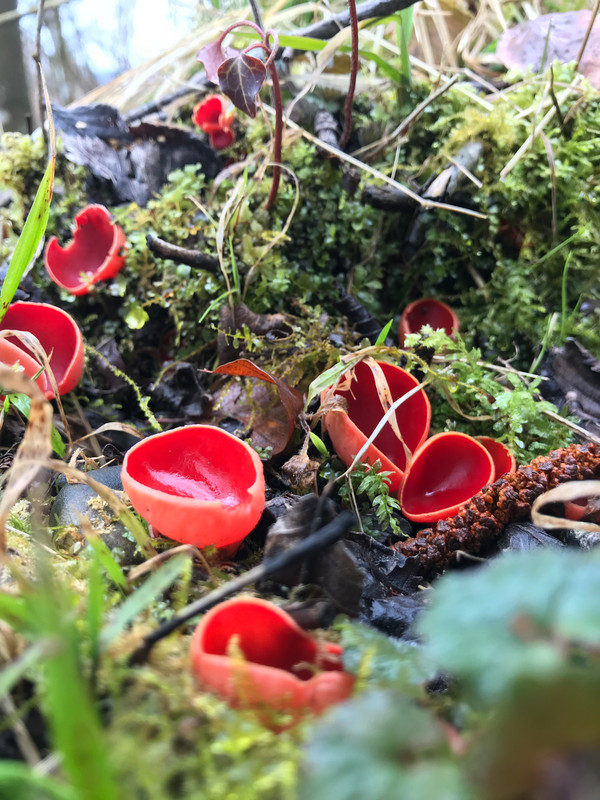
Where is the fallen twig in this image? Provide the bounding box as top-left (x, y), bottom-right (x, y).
top-left (129, 509), bottom-right (357, 664)
top-left (146, 234), bottom-right (220, 271)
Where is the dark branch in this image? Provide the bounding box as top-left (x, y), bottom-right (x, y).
top-left (128, 509), bottom-right (356, 664)
top-left (279, 0), bottom-right (419, 54)
top-left (146, 234), bottom-right (220, 272)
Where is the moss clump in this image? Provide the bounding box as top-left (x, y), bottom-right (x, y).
top-left (104, 639), bottom-right (303, 800)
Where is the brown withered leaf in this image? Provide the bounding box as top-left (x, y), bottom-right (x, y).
top-left (212, 379), bottom-right (290, 453)
top-left (207, 358), bottom-right (304, 455)
top-left (0, 367), bottom-right (53, 552)
top-left (497, 11), bottom-right (600, 88)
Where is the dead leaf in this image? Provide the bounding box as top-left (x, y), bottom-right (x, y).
top-left (497, 11), bottom-right (600, 88)
top-left (0, 367), bottom-right (53, 553)
top-left (206, 358), bottom-right (304, 455)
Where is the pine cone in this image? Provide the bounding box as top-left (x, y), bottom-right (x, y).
top-left (392, 443), bottom-right (600, 574)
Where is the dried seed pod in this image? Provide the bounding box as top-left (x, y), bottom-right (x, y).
top-left (392, 443), bottom-right (600, 574)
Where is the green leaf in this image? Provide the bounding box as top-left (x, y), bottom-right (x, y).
top-left (418, 548), bottom-right (600, 700)
top-left (26, 565), bottom-right (118, 800)
top-left (99, 554), bottom-right (189, 650)
top-left (300, 690), bottom-right (473, 800)
top-left (275, 33), bottom-right (328, 52)
top-left (0, 640), bottom-right (48, 697)
top-left (341, 622), bottom-right (433, 692)
top-left (0, 761), bottom-right (76, 800)
top-left (124, 301), bottom-right (150, 330)
top-left (85, 533), bottom-right (128, 593)
top-left (374, 319), bottom-right (393, 347)
top-left (309, 431), bottom-right (329, 458)
top-left (7, 393), bottom-right (65, 457)
top-left (0, 155), bottom-right (55, 323)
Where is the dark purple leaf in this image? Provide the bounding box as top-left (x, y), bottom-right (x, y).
top-left (218, 53), bottom-right (266, 118)
top-left (197, 39), bottom-right (238, 84)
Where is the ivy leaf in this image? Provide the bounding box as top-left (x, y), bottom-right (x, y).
top-left (300, 690), bottom-right (472, 800)
top-left (196, 39), bottom-right (238, 84)
top-left (218, 53), bottom-right (266, 118)
top-left (418, 548), bottom-right (600, 700)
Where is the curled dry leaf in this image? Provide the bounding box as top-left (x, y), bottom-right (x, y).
top-left (497, 10), bottom-right (600, 88)
top-left (0, 366), bottom-right (53, 552)
top-left (531, 480), bottom-right (600, 533)
top-left (207, 358), bottom-right (304, 455)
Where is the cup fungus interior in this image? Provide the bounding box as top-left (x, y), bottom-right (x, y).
top-left (335, 360), bottom-right (430, 472)
top-left (122, 425), bottom-right (265, 549)
top-left (199, 600), bottom-right (337, 681)
top-left (400, 432), bottom-right (495, 520)
top-left (402, 298), bottom-right (457, 337)
top-left (0, 302), bottom-right (84, 396)
top-left (476, 436), bottom-right (516, 480)
top-left (125, 427), bottom-right (258, 505)
top-left (45, 205), bottom-right (124, 293)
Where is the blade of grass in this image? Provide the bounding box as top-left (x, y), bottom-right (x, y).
top-left (99, 553), bottom-right (189, 651)
top-left (0, 761), bottom-right (76, 800)
top-left (0, 640), bottom-right (49, 697)
top-left (0, 157), bottom-right (55, 323)
top-left (26, 559), bottom-right (118, 800)
top-left (7, 394), bottom-right (65, 458)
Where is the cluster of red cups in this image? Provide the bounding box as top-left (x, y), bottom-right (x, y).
top-left (0, 204), bottom-right (126, 399)
top-left (324, 298), bottom-right (516, 523)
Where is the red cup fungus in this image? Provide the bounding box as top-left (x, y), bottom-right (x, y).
top-left (323, 360), bottom-right (431, 493)
top-left (190, 596), bottom-right (355, 726)
top-left (399, 431), bottom-right (495, 523)
top-left (121, 425), bottom-right (265, 550)
top-left (192, 95), bottom-right (235, 149)
top-left (0, 301), bottom-right (84, 398)
top-left (0, 337), bottom-right (49, 396)
top-left (45, 205), bottom-right (126, 295)
top-left (399, 298), bottom-right (459, 346)
top-left (475, 436), bottom-right (517, 481)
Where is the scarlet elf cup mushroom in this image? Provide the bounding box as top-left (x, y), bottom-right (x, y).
top-left (121, 425), bottom-right (265, 550)
top-left (0, 301), bottom-right (84, 398)
top-left (323, 360), bottom-right (431, 493)
top-left (190, 596), bottom-right (354, 725)
top-left (45, 204), bottom-right (126, 295)
top-left (399, 432), bottom-right (495, 523)
top-left (398, 298), bottom-right (459, 347)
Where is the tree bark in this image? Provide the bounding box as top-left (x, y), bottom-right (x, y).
top-left (0, 0), bottom-right (31, 132)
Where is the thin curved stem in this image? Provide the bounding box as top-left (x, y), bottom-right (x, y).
top-left (217, 19), bottom-right (264, 46)
top-left (265, 61), bottom-right (283, 210)
top-left (339, 0), bottom-right (359, 149)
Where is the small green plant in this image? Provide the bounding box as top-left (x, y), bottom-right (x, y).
top-left (338, 460), bottom-right (404, 538)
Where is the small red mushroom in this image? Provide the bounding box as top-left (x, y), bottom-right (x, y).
top-left (323, 360), bottom-right (431, 492)
top-left (399, 298), bottom-right (459, 347)
top-left (121, 425), bottom-right (265, 551)
top-left (399, 431), bottom-right (495, 523)
top-left (45, 205), bottom-right (126, 295)
top-left (0, 338), bottom-right (49, 396)
top-left (475, 436), bottom-right (516, 481)
top-left (190, 596), bottom-right (355, 728)
top-left (0, 301), bottom-right (84, 399)
top-left (192, 95), bottom-right (235, 149)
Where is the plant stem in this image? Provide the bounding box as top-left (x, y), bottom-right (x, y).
top-left (265, 59), bottom-right (283, 209)
top-left (339, 0), bottom-right (359, 149)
